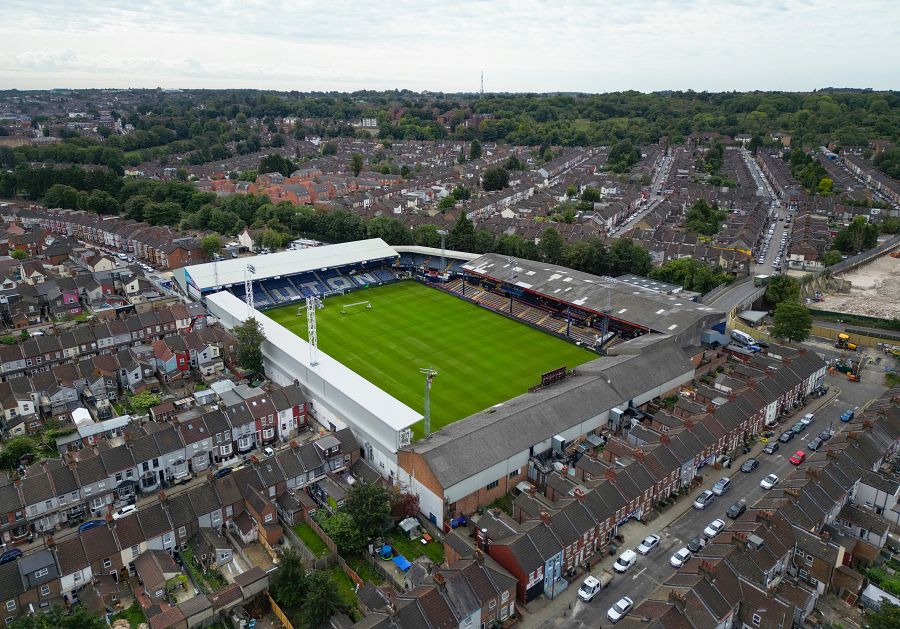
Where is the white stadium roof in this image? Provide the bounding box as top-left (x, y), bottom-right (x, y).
top-left (184, 238), bottom-right (398, 291)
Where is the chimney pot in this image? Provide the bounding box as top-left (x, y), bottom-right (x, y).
top-left (540, 511), bottom-right (551, 526)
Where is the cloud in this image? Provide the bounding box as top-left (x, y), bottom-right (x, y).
top-left (0, 0), bottom-right (896, 91)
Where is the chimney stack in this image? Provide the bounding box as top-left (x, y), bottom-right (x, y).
top-left (660, 434), bottom-right (670, 445)
top-left (474, 549), bottom-right (484, 564)
top-left (573, 488), bottom-right (585, 503)
top-left (433, 572), bottom-right (446, 589)
top-left (668, 590), bottom-right (686, 613)
top-left (540, 511), bottom-right (551, 526)
top-left (158, 490), bottom-right (167, 503)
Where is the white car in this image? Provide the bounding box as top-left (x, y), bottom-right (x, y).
top-left (760, 474), bottom-right (779, 490)
top-left (607, 596), bottom-right (634, 623)
top-left (262, 446), bottom-right (275, 458)
top-left (670, 547), bottom-right (691, 568)
top-left (112, 504), bottom-right (137, 520)
top-left (800, 413), bottom-right (815, 427)
top-left (703, 519), bottom-right (726, 539)
top-left (636, 534), bottom-right (661, 555)
top-left (613, 549), bottom-right (637, 573)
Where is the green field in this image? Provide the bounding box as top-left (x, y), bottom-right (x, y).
top-left (266, 281), bottom-right (595, 438)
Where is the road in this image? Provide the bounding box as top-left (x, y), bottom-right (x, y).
top-left (526, 363), bottom-right (887, 628)
top-left (609, 155), bottom-right (672, 238)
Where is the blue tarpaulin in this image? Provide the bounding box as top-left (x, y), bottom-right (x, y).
top-left (392, 555), bottom-right (412, 572)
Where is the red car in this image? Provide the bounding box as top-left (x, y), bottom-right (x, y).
top-left (789, 450), bottom-right (806, 465)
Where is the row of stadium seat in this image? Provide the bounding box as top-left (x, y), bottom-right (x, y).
top-left (222, 266), bottom-right (403, 307)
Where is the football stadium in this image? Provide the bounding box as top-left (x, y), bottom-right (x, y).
top-left (181, 238), bottom-right (725, 485)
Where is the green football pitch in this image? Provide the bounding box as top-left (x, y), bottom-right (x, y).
top-left (265, 281), bottom-right (596, 438)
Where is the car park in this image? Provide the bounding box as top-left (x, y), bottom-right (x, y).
top-left (693, 489), bottom-right (715, 510)
top-left (740, 459), bottom-right (759, 473)
top-left (712, 477), bottom-right (732, 496)
top-left (761, 474), bottom-right (779, 490)
top-left (807, 437), bottom-right (824, 451)
top-left (113, 504), bottom-right (137, 520)
top-left (703, 519), bottom-right (726, 539)
top-left (670, 548), bottom-right (691, 568)
top-left (607, 596), bottom-right (634, 623)
top-left (778, 431), bottom-right (794, 443)
top-left (800, 413), bottom-right (815, 427)
top-left (789, 450), bottom-right (807, 465)
top-left (763, 441), bottom-right (780, 455)
top-left (613, 549), bottom-right (637, 573)
top-left (637, 534), bottom-right (661, 555)
top-left (727, 500), bottom-right (747, 519)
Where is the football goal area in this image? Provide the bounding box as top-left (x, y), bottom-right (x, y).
top-left (341, 301), bottom-right (372, 315)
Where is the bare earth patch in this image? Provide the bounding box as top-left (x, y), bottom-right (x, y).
top-left (815, 255), bottom-right (900, 319)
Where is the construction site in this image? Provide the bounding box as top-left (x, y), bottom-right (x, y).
top-left (814, 252), bottom-right (900, 319)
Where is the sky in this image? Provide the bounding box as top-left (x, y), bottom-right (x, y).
top-left (0, 0), bottom-right (897, 93)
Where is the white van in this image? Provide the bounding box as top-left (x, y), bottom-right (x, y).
top-left (731, 330), bottom-right (755, 346)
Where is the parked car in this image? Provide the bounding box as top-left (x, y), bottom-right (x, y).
top-left (778, 431), bottom-right (795, 443)
top-left (790, 421), bottom-right (806, 435)
top-left (112, 504), bottom-right (137, 520)
top-left (727, 500), bottom-right (747, 519)
top-left (263, 446), bottom-right (275, 458)
top-left (760, 474), bottom-right (779, 490)
top-left (703, 519), bottom-right (726, 539)
top-left (687, 536), bottom-right (706, 553)
top-left (693, 490), bottom-right (716, 510)
top-left (613, 549), bottom-right (637, 573)
top-left (670, 548), bottom-right (691, 568)
top-left (740, 459), bottom-right (759, 473)
top-left (800, 413), bottom-right (815, 427)
top-left (807, 437), bottom-right (824, 451)
top-left (607, 596), bottom-right (634, 623)
top-left (819, 429), bottom-right (833, 442)
top-left (78, 520), bottom-right (106, 532)
top-left (577, 573), bottom-right (612, 602)
top-left (789, 450), bottom-right (807, 465)
top-left (840, 410), bottom-right (855, 422)
top-left (712, 477), bottom-right (732, 495)
top-left (637, 534), bottom-right (661, 555)
top-left (0, 549), bottom-right (22, 565)
top-left (763, 442), bottom-right (780, 455)
top-left (214, 466), bottom-right (233, 479)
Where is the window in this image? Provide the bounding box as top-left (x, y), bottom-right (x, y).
top-left (44, 500), bottom-right (52, 509)
top-left (489, 600), bottom-right (496, 610)
top-left (6, 601), bottom-right (14, 612)
top-left (34, 568), bottom-right (48, 578)
top-left (163, 533), bottom-right (172, 544)
top-left (486, 480), bottom-right (499, 491)
top-left (91, 497), bottom-right (104, 510)
top-left (501, 591), bottom-right (509, 602)
top-left (103, 558), bottom-right (112, 569)
top-left (97, 482), bottom-right (105, 489)
top-left (264, 513), bottom-right (274, 523)
top-left (115, 472), bottom-right (123, 483)
top-left (211, 511), bottom-right (221, 523)
top-left (131, 545), bottom-right (140, 558)
top-left (178, 527), bottom-right (186, 538)
top-left (74, 572), bottom-right (82, 582)
top-left (39, 585), bottom-right (50, 597)
top-left (752, 614), bottom-right (761, 626)
top-left (219, 552), bottom-right (230, 561)
top-left (508, 469), bottom-right (518, 478)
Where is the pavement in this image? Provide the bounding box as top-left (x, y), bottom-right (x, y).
top-left (520, 365), bottom-right (885, 628)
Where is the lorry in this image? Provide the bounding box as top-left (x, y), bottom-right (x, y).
top-left (577, 569), bottom-right (614, 602)
top-left (835, 333), bottom-right (857, 351)
top-left (753, 274), bottom-right (771, 287)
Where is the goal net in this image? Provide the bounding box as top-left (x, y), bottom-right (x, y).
top-left (340, 301), bottom-right (372, 315)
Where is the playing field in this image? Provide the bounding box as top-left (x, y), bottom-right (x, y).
top-left (266, 281), bottom-right (596, 438)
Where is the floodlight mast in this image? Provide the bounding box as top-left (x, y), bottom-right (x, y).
top-left (306, 296), bottom-right (322, 366)
top-left (420, 367), bottom-right (438, 437)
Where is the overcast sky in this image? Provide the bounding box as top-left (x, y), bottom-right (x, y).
top-left (1, 0), bottom-right (897, 93)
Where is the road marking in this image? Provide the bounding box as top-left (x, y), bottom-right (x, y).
top-left (632, 567), bottom-right (647, 581)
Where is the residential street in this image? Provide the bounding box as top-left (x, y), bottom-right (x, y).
top-left (523, 366), bottom-right (887, 628)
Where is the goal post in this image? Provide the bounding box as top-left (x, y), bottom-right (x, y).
top-left (340, 300), bottom-right (372, 315)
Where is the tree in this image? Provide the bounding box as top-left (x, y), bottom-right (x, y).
top-left (10, 249), bottom-right (27, 260)
top-left (8, 605), bottom-right (107, 629)
top-left (86, 190), bottom-right (119, 214)
top-left (868, 602), bottom-right (900, 629)
top-left (0, 335), bottom-right (16, 345)
top-left (345, 481), bottom-right (392, 540)
top-left (821, 249), bottom-right (843, 266)
top-left (684, 199), bottom-right (727, 236)
top-left (503, 155), bottom-right (524, 171)
top-left (817, 177), bottom-right (833, 195)
top-left (301, 570), bottom-right (345, 628)
top-left (367, 216), bottom-right (412, 245)
top-left (200, 234), bottom-right (222, 259)
top-left (608, 238), bottom-right (652, 276)
top-left (538, 227), bottom-right (565, 264)
top-left (473, 229), bottom-right (495, 254)
top-left (469, 139), bottom-right (482, 160)
top-left (449, 211), bottom-right (476, 252)
top-left (880, 216), bottom-right (900, 234)
top-left (0, 436), bottom-right (37, 469)
top-left (234, 317), bottom-right (266, 375)
top-left (765, 274), bottom-right (801, 306)
top-left (771, 301), bottom-right (812, 343)
top-left (413, 224), bottom-right (442, 248)
top-left (649, 258), bottom-right (733, 293)
top-left (321, 511), bottom-right (366, 554)
top-left (482, 167), bottom-right (509, 191)
top-left (565, 185), bottom-right (578, 199)
top-left (321, 141), bottom-right (338, 156)
top-left (129, 391), bottom-right (161, 414)
top-left (259, 154), bottom-right (296, 177)
top-left (580, 187), bottom-right (601, 203)
top-left (833, 216), bottom-right (879, 253)
top-left (270, 548), bottom-right (308, 608)
top-left (438, 196), bottom-right (456, 210)
top-left (400, 164), bottom-right (410, 177)
top-left (391, 489), bottom-right (420, 520)
top-left (349, 153), bottom-right (364, 177)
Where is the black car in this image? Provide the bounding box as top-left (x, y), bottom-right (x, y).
top-left (726, 501), bottom-right (747, 519)
top-left (790, 421), bottom-right (806, 435)
top-left (819, 430), bottom-right (833, 441)
top-left (740, 459), bottom-right (759, 473)
top-left (778, 431), bottom-right (795, 443)
top-left (807, 437), bottom-right (823, 451)
top-left (213, 466), bottom-right (233, 479)
top-left (687, 536), bottom-right (706, 553)
top-left (763, 441), bottom-right (779, 455)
